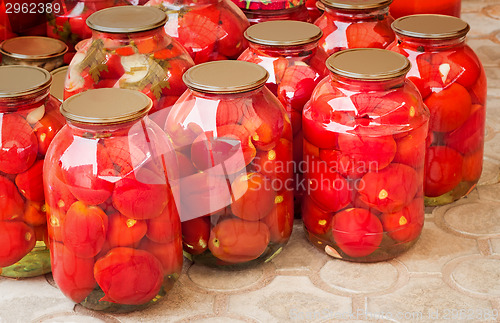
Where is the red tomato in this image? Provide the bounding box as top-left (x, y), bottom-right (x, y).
top-left (63, 201), bottom-right (108, 258)
top-left (444, 104), bottom-right (485, 155)
top-left (50, 242), bottom-right (96, 303)
top-left (332, 208), bottom-right (383, 258)
top-left (139, 237), bottom-right (183, 276)
top-left (0, 175), bottom-right (24, 221)
top-left (163, 57), bottom-right (192, 96)
top-left (15, 160), bottom-right (44, 202)
top-left (393, 125), bottom-right (427, 168)
top-left (208, 218), bottom-right (270, 263)
top-left (0, 221), bottom-right (36, 267)
top-left (23, 201), bottom-right (46, 227)
top-left (424, 83), bottom-right (472, 132)
top-left (47, 207), bottom-right (65, 242)
top-left (112, 167), bottom-right (169, 220)
top-left (106, 213), bottom-right (147, 248)
top-left (177, 9), bottom-right (219, 63)
top-left (33, 112), bottom-right (65, 156)
top-left (217, 3), bottom-right (249, 58)
top-left (307, 167), bottom-right (350, 212)
top-left (277, 65), bottom-right (319, 112)
top-left (424, 146), bottom-right (463, 197)
top-left (231, 173), bottom-right (276, 221)
top-left (358, 163), bottom-right (419, 213)
top-left (216, 98), bottom-right (248, 127)
top-left (261, 191), bottom-right (294, 244)
top-left (44, 163), bottom-right (77, 213)
top-left (447, 46), bottom-right (482, 89)
top-left (94, 247), bottom-right (163, 305)
top-left (345, 21), bottom-right (395, 49)
top-left (303, 139), bottom-right (320, 158)
top-left (0, 113), bottom-right (38, 174)
top-left (252, 138), bottom-right (293, 183)
top-left (181, 216), bottom-right (210, 255)
top-left (301, 195), bottom-right (333, 236)
top-left (146, 199), bottom-right (181, 244)
top-left (462, 149), bottom-right (483, 182)
top-left (380, 198), bottom-right (424, 243)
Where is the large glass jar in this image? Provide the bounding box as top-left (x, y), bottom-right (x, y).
top-left (390, 0), bottom-right (461, 19)
top-left (315, 0), bottom-right (395, 58)
top-left (44, 88), bottom-right (181, 312)
top-left (166, 61), bottom-right (293, 267)
top-left (231, 0), bottom-right (309, 25)
top-left (238, 20), bottom-right (327, 216)
top-left (302, 49), bottom-right (429, 262)
top-left (0, 36), bottom-right (67, 71)
top-left (145, 0), bottom-right (250, 64)
top-left (64, 6), bottom-right (194, 126)
top-left (388, 15), bottom-right (486, 206)
top-left (0, 65), bottom-right (64, 277)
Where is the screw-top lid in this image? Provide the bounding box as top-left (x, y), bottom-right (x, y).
top-left (244, 20), bottom-right (322, 46)
top-left (0, 36), bottom-right (68, 59)
top-left (87, 6), bottom-right (167, 34)
top-left (182, 61), bottom-right (269, 94)
top-left (392, 14), bottom-right (470, 40)
top-left (320, 0), bottom-right (392, 10)
top-left (326, 48), bottom-right (410, 80)
top-left (50, 66), bottom-right (68, 102)
top-left (0, 65), bottom-right (52, 98)
top-left (60, 88), bottom-right (152, 125)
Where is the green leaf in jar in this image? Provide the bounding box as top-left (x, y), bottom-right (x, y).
top-left (78, 39), bottom-right (109, 83)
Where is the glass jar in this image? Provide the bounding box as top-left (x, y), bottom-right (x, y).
top-left (166, 61), bottom-right (293, 267)
top-left (50, 66), bottom-right (68, 102)
top-left (64, 6), bottom-right (194, 126)
top-left (231, 0), bottom-right (309, 25)
top-left (44, 88), bottom-right (181, 312)
top-left (238, 20), bottom-right (327, 216)
top-left (0, 36), bottom-right (67, 71)
top-left (388, 15), bottom-right (486, 206)
top-left (390, 0), bottom-right (461, 19)
top-left (146, 0), bottom-right (250, 64)
top-left (0, 65), bottom-right (64, 277)
top-left (302, 49), bottom-right (429, 262)
top-left (315, 0), bottom-right (395, 58)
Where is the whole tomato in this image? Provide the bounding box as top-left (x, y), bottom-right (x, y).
top-left (181, 216), bottom-right (210, 255)
top-left (139, 236), bottom-right (183, 276)
top-left (15, 160), bottom-right (45, 202)
top-left (424, 146), bottom-right (463, 197)
top-left (261, 190), bottom-right (294, 244)
top-left (231, 173), bottom-right (276, 222)
top-left (380, 198), bottom-right (424, 243)
top-left (0, 221), bottom-right (36, 267)
top-left (106, 212), bottom-right (147, 248)
top-left (301, 195), bottom-right (333, 236)
top-left (146, 197), bottom-right (181, 244)
top-left (0, 175), bottom-right (24, 221)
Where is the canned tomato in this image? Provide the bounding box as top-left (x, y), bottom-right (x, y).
top-left (231, 0), bottom-right (310, 25)
top-left (390, 0), bottom-right (461, 19)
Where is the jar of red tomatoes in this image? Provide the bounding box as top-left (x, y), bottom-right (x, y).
top-left (0, 36), bottom-right (67, 71)
top-left (44, 88), bottom-right (181, 312)
top-left (231, 0), bottom-right (309, 25)
top-left (64, 6), bottom-right (194, 126)
top-left (388, 15), bottom-right (485, 206)
top-left (145, 0), bottom-right (250, 64)
top-left (302, 49), bottom-right (429, 262)
top-left (390, 0), bottom-right (461, 19)
top-left (0, 65), bottom-right (64, 277)
top-left (238, 20), bottom-right (327, 215)
top-left (166, 61), bottom-right (293, 267)
top-left (315, 0), bottom-right (395, 58)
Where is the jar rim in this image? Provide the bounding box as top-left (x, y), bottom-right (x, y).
top-left (0, 36), bottom-right (68, 60)
top-left (392, 14), bottom-right (470, 40)
top-left (244, 20), bottom-right (323, 46)
top-left (326, 48), bottom-right (410, 81)
top-left (60, 88), bottom-right (152, 125)
top-left (87, 6), bottom-right (167, 34)
top-left (320, 0), bottom-right (392, 10)
top-left (50, 66), bottom-right (68, 102)
top-left (0, 65), bottom-right (52, 98)
top-left (182, 61), bottom-right (269, 94)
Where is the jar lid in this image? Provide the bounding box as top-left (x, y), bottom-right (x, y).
top-left (60, 88), bottom-right (152, 124)
top-left (50, 66), bottom-right (68, 102)
top-left (182, 61), bottom-right (269, 94)
top-left (244, 21), bottom-right (322, 46)
top-left (392, 14), bottom-right (470, 40)
top-left (0, 36), bottom-right (68, 59)
top-left (320, 0), bottom-right (392, 10)
top-left (87, 6), bottom-right (167, 34)
top-left (0, 65), bottom-right (52, 98)
top-left (326, 48), bottom-right (410, 80)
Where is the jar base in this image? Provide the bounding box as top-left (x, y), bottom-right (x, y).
top-left (1, 242), bottom-right (51, 278)
top-left (424, 180), bottom-right (477, 207)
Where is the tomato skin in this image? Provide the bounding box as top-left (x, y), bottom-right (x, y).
top-left (50, 242), bottom-right (96, 303)
top-left (15, 160), bottom-right (45, 202)
top-left (462, 149), bottom-right (483, 182)
top-left (33, 112), bottom-right (65, 156)
top-left (261, 191), bottom-right (294, 244)
top-left (139, 237), bottom-right (183, 276)
top-left (63, 201), bottom-right (108, 258)
top-left (444, 104), bottom-right (485, 155)
top-left (301, 195), bottom-right (333, 236)
top-left (231, 173), bottom-right (276, 222)
top-left (424, 146), bottom-right (463, 197)
top-left (23, 201), bottom-right (47, 227)
top-left (181, 216), bottom-right (210, 255)
top-left (0, 175), bottom-right (24, 221)
top-left (332, 208), bottom-right (383, 258)
top-left (146, 199), bottom-right (181, 244)
top-left (208, 218), bottom-right (270, 264)
top-left (393, 126), bottom-right (427, 168)
top-left (94, 247), bottom-right (163, 305)
top-left (307, 167), bottom-right (351, 213)
top-left (277, 65), bottom-right (319, 112)
top-left (252, 138), bottom-right (293, 184)
top-left (0, 221), bottom-right (36, 267)
top-left (106, 213), bottom-right (147, 248)
top-left (380, 198), bottom-right (424, 243)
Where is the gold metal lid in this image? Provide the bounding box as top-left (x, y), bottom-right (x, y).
top-left (0, 36), bottom-right (68, 59)
top-left (60, 88), bottom-right (152, 124)
top-left (50, 66), bottom-right (68, 102)
top-left (244, 20), bottom-right (323, 46)
top-left (0, 65), bottom-right (52, 98)
top-left (326, 48), bottom-right (410, 80)
top-left (320, 0), bottom-right (392, 10)
top-left (392, 14), bottom-right (470, 40)
top-left (182, 61), bottom-right (269, 94)
top-left (87, 6), bottom-right (167, 34)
